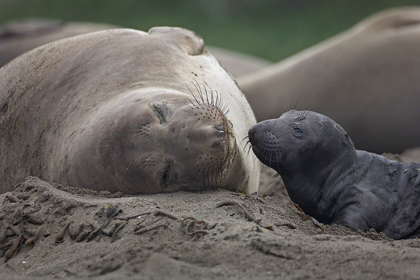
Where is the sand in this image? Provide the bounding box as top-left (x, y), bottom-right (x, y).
top-left (1, 149), bottom-right (420, 279)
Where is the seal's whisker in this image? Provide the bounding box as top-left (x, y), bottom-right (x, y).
top-left (187, 170), bottom-right (200, 189)
top-left (187, 101), bottom-right (199, 110)
top-left (212, 169), bottom-right (217, 188)
top-left (197, 81), bottom-right (207, 106)
top-left (297, 104), bottom-right (313, 121)
top-left (243, 140), bottom-right (251, 152)
top-left (288, 97), bottom-right (301, 112)
top-left (268, 149), bottom-right (273, 167)
top-left (186, 83), bottom-right (201, 105)
top-left (208, 169), bottom-right (213, 187)
top-left (247, 145), bottom-right (253, 155)
top-left (213, 90), bottom-right (229, 115)
top-left (284, 99), bottom-right (290, 112)
top-left (275, 151), bottom-right (281, 169)
top-left (192, 80), bottom-right (205, 104)
top-left (203, 84), bottom-right (211, 106)
top-left (186, 81), bottom-right (230, 116)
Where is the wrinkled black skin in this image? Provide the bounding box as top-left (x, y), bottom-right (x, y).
top-left (249, 110), bottom-right (420, 239)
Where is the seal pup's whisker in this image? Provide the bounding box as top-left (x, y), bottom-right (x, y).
top-left (274, 151), bottom-right (281, 170)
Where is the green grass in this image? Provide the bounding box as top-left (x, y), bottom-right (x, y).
top-left (1, 0), bottom-right (419, 61)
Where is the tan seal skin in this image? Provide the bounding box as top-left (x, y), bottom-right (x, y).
top-left (238, 7), bottom-right (420, 153)
top-left (0, 27), bottom-right (260, 194)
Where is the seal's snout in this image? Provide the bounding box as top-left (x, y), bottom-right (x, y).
top-left (248, 119), bottom-right (273, 146)
top-left (248, 118), bottom-right (290, 170)
top-left (248, 128), bottom-right (257, 145)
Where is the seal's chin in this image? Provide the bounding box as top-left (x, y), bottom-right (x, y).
top-left (181, 105), bottom-right (237, 191)
top-left (251, 145), bottom-right (283, 169)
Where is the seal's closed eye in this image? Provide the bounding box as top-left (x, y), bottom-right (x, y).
top-left (150, 101), bottom-right (172, 124)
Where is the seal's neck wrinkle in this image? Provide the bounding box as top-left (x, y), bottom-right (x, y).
top-left (281, 141), bottom-right (358, 223)
top-left (316, 146), bottom-right (359, 222)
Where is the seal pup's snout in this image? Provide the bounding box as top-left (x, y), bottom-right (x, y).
top-left (248, 119), bottom-right (271, 145)
top-left (248, 128), bottom-right (257, 145)
top-left (248, 119), bottom-right (285, 169)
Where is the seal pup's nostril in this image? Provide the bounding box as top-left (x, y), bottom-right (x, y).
top-left (248, 129), bottom-right (257, 144)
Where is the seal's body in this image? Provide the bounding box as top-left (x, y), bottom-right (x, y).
top-left (240, 8), bottom-right (420, 153)
top-left (249, 110), bottom-right (420, 239)
top-left (0, 27), bottom-right (260, 194)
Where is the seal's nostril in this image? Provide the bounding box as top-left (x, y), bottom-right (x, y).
top-left (214, 123), bottom-right (224, 132)
top-left (248, 129), bottom-right (257, 144)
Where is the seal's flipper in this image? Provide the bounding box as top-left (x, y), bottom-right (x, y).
top-left (148, 26), bottom-right (204, 56)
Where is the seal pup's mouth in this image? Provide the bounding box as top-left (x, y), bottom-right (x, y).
top-left (248, 120), bottom-right (284, 169)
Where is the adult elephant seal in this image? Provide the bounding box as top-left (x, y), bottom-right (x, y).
top-left (249, 110), bottom-right (420, 239)
top-left (0, 27), bottom-right (260, 194)
top-left (239, 7), bottom-right (420, 153)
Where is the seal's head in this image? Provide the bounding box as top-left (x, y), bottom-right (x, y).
top-left (68, 85), bottom-right (246, 194)
top-left (0, 26), bottom-right (259, 195)
top-left (248, 110), bottom-right (357, 218)
top-left (248, 110), bottom-right (355, 180)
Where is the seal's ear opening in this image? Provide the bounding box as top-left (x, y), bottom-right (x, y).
top-left (148, 26), bottom-right (204, 56)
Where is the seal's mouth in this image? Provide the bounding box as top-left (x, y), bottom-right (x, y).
top-left (188, 106), bottom-right (236, 191)
top-left (248, 125), bottom-right (283, 168)
top-left (181, 80), bottom-right (237, 189)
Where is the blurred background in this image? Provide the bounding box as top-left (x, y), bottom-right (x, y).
top-left (0, 0), bottom-right (419, 61)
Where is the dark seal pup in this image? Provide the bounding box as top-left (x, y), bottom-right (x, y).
top-left (249, 110), bottom-right (420, 239)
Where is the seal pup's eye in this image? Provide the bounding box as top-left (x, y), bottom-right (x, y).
top-left (292, 127), bottom-right (304, 137)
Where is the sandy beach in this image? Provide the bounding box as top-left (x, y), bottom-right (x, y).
top-left (1, 148), bottom-right (420, 279)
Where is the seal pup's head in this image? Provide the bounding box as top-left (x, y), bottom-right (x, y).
top-left (249, 110), bottom-right (354, 175)
top-left (248, 110), bottom-right (356, 216)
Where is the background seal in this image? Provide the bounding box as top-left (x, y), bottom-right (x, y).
top-left (239, 7), bottom-right (420, 153)
top-left (0, 19), bottom-right (271, 78)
